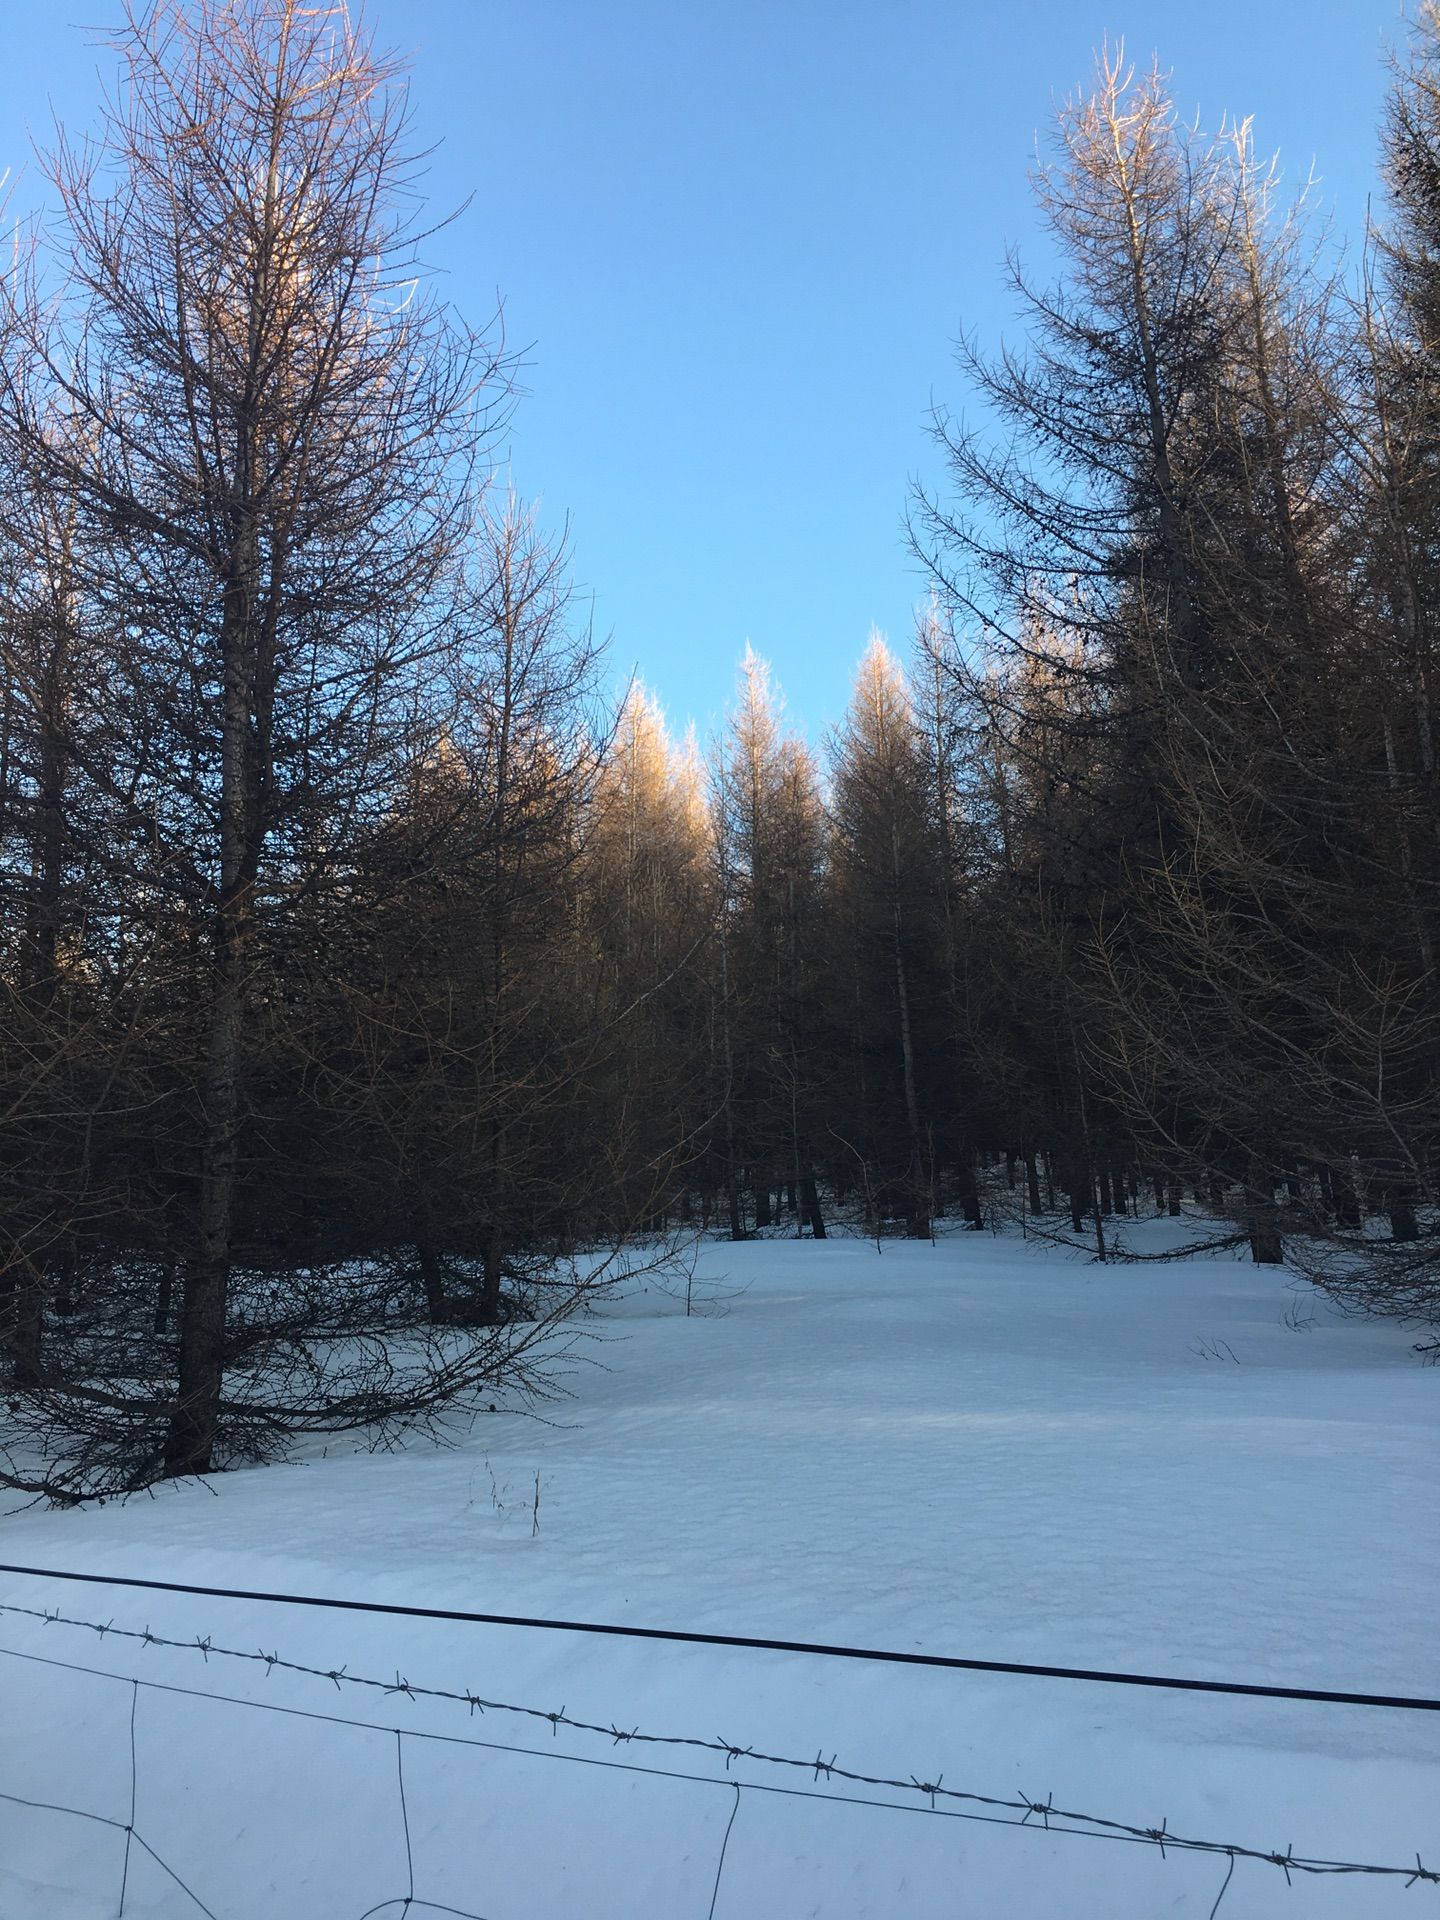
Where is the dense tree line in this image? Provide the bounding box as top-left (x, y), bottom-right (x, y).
top-left (2, 8), bottom-right (1437, 1497)
top-left (688, 29), bottom-right (1440, 1288)
top-left (0, 0), bottom-right (678, 1496)
top-left (909, 42), bottom-right (1440, 1309)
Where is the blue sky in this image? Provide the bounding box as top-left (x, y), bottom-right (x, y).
top-left (0, 1), bottom-right (1402, 744)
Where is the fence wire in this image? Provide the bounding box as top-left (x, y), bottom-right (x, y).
top-left (0, 1664), bottom-right (219, 1917)
top-left (5, 1558), bottom-right (1435, 1710)
top-left (0, 1598), bottom-right (1436, 1917)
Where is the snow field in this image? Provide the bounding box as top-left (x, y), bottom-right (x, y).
top-left (2, 1225), bottom-right (1437, 1916)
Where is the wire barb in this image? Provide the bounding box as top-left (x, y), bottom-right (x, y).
top-left (0, 1598), bottom-right (1436, 1893)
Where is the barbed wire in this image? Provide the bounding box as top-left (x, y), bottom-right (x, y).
top-left (1, 1599), bottom-right (1435, 1906)
top-left (0, 1639), bottom-right (1306, 1920)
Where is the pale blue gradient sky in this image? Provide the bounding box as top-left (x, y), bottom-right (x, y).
top-left (0, 2), bottom-right (1403, 741)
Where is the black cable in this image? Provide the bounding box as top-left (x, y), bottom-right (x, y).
top-left (1, 1560), bottom-right (1435, 1712)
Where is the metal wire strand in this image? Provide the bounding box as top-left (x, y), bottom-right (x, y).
top-left (0, 1603), bottom-right (1434, 1896)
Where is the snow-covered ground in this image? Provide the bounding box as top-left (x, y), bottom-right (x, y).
top-left (2, 1223), bottom-right (1437, 1917)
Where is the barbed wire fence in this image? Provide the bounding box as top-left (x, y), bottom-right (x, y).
top-left (2, 1588), bottom-right (1437, 1918)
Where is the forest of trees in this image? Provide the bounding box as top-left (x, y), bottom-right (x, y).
top-left (1, 3), bottom-right (1437, 1498)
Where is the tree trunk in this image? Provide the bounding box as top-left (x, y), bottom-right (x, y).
top-left (1025, 1149), bottom-right (1042, 1218)
top-left (891, 862), bottom-right (927, 1238)
top-left (1333, 1171), bottom-right (1361, 1230)
top-left (1387, 1197), bottom-right (1420, 1243)
top-left (1245, 1167), bottom-right (1283, 1265)
top-left (7, 582), bottom-right (77, 1389)
top-left (164, 961), bottom-right (243, 1476)
top-left (163, 524), bottom-right (258, 1477)
top-left (800, 1172), bottom-right (826, 1239)
top-left (1, 1264), bottom-right (45, 1387)
top-left (717, 930), bottom-right (744, 1241)
top-left (957, 1156), bottom-right (983, 1229)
